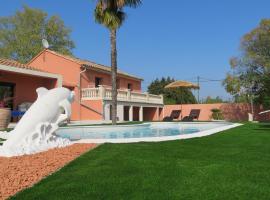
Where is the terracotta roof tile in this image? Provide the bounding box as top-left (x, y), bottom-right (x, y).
top-left (0, 58), bottom-right (43, 72)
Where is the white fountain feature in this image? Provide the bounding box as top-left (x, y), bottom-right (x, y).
top-left (0, 87), bottom-right (75, 157)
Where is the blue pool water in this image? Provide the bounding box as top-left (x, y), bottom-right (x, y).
top-left (56, 122), bottom-right (231, 141)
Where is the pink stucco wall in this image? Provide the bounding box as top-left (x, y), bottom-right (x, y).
top-left (80, 100), bottom-right (104, 121)
top-left (163, 103), bottom-right (268, 121)
top-left (143, 107), bottom-right (160, 121)
top-left (81, 70), bottom-right (141, 92)
top-left (118, 77), bottom-right (141, 92)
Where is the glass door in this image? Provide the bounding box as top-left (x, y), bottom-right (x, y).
top-left (0, 82), bottom-right (15, 109)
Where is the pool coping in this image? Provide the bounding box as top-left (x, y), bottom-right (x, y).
top-left (70, 122), bottom-right (243, 144)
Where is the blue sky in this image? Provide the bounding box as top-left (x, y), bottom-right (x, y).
top-left (1, 0), bottom-right (270, 100)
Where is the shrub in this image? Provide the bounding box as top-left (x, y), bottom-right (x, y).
top-left (211, 108), bottom-right (224, 120)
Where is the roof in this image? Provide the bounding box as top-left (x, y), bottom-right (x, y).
top-left (0, 58), bottom-right (63, 86)
top-left (32, 49), bottom-right (143, 81)
top-left (0, 58), bottom-right (43, 72)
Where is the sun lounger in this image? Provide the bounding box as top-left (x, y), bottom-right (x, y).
top-left (182, 109), bottom-right (201, 121)
top-left (163, 110), bottom-right (181, 121)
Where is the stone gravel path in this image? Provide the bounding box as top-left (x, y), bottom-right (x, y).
top-left (0, 143), bottom-right (97, 200)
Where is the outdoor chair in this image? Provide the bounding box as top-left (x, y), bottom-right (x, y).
top-left (171, 110), bottom-right (181, 119)
top-left (163, 110), bottom-right (181, 121)
top-left (190, 109), bottom-right (200, 120)
top-left (182, 116), bottom-right (194, 122)
top-left (11, 110), bottom-right (25, 122)
top-left (182, 109), bottom-right (201, 122)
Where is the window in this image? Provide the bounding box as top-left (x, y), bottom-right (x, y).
top-left (0, 82), bottom-right (15, 109)
top-left (128, 83), bottom-right (133, 91)
top-left (116, 79), bottom-right (120, 89)
top-left (95, 77), bottom-right (102, 88)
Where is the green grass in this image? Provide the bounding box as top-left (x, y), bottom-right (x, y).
top-left (0, 138), bottom-right (4, 145)
top-left (11, 123), bottom-right (270, 200)
top-left (0, 128), bottom-right (10, 145)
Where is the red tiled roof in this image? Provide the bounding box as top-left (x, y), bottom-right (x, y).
top-left (0, 58), bottom-right (43, 72)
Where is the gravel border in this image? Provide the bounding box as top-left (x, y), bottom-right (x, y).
top-left (0, 143), bottom-right (97, 200)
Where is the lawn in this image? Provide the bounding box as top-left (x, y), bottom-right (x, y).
top-left (0, 128), bottom-right (11, 145)
top-left (11, 123), bottom-right (270, 200)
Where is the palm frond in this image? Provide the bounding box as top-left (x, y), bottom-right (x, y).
top-left (118, 0), bottom-right (142, 8)
top-left (97, 0), bottom-right (141, 9)
top-left (94, 1), bottom-right (127, 30)
top-left (94, 0), bottom-right (140, 30)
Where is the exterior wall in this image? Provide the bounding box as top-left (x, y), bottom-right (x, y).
top-left (220, 103), bottom-right (268, 121)
top-left (81, 69), bottom-right (141, 92)
top-left (80, 100), bottom-right (103, 121)
top-left (28, 51), bottom-right (81, 86)
top-left (118, 77), bottom-right (141, 92)
top-left (163, 103), bottom-right (267, 121)
top-left (28, 51), bottom-right (83, 121)
top-left (143, 107), bottom-right (160, 121)
top-left (158, 108), bottom-right (162, 120)
top-left (82, 70), bottom-right (111, 88)
top-left (0, 70), bottom-right (56, 109)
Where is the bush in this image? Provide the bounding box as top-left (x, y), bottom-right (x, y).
top-left (211, 108), bottom-right (224, 120)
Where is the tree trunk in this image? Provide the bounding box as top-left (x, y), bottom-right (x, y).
top-left (110, 29), bottom-right (117, 125)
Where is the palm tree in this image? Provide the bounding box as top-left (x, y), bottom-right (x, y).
top-left (94, 0), bottom-right (141, 124)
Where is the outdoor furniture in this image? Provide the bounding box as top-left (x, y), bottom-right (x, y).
top-left (163, 110), bottom-right (181, 121)
top-left (165, 80), bottom-right (200, 120)
top-left (182, 116), bottom-right (194, 122)
top-left (181, 109), bottom-right (201, 121)
top-left (11, 110), bottom-right (25, 118)
top-left (189, 109), bottom-right (200, 120)
top-left (171, 110), bottom-right (181, 119)
top-left (11, 102), bottom-right (32, 121)
top-left (11, 110), bottom-right (25, 122)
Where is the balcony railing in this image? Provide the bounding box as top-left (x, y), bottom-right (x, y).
top-left (81, 86), bottom-right (163, 105)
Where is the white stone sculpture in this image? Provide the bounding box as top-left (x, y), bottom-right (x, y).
top-left (0, 87), bottom-right (75, 157)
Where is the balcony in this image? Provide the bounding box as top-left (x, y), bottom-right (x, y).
top-left (81, 86), bottom-right (163, 105)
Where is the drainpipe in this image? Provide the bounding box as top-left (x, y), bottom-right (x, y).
top-left (78, 65), bottom-right (87, 122)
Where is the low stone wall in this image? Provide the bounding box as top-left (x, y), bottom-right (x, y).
top-left (163, 103), bottom-right (269, 121)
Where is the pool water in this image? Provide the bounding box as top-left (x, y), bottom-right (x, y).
top-left (56, 122), bottom-right (233, 141)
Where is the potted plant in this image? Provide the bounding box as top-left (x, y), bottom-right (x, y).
top-left (211, 108), bottom-right (224, 121)
top-left (0, 96), bottom-right (12, 130)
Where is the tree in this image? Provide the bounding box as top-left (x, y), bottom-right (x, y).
top-left (223, 19), bottom-right (270, 108)
top-left (0, 6), bottom-right (75, 63)
top-left (203, 96), bottom-right (226, 104)
top-left (147, 77), bottom-right (197, 105)
top-left (94, 0), bottom-right (141, 124)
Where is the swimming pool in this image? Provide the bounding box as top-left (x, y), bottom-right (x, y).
top-left (56, 122), bottom-right (241, 143)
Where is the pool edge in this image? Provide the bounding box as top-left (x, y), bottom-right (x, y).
top-left (72, 123), bottom-right (243, 144)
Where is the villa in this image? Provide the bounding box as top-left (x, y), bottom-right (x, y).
top-left (0, 49), bottom-right (164, 122)
top-left (3, 1), bottom-right (270, 199)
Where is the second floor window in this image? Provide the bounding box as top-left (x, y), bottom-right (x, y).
top-left (128, 83), bottom-right (133, 91)
top-left (95, 77), bottom-right (102, 87)
top-left (117, 79), bottom-right (120, 89)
